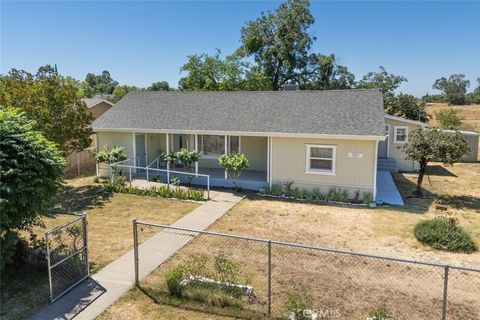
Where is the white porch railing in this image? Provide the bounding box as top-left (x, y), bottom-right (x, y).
top-left (109, 158), bottom-right (210, 200)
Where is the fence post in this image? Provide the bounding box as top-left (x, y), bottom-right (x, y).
top-left (146, 167), bottom-right (149, 181)
top-left (207, 176), bottom-right (210, 200)
top-left (268, 240), bottom-right (272, 318)
top-left (82, 213), bottom-right (90, 277)
top-left (129, 167), bottom-right (132, 186)
top-left (45, 231), bottom-right (54, 302)
top-left (133, 219), bottom-right (139, 286)
top-left (442, 265), bottom-right (449, 320)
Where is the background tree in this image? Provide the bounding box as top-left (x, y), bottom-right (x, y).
top-left (240, 0), bottom-right (315, 90)
top-left (109, 85), bottom-right (139, 103)
top-left (433, 74), bottom-right (470, 105)
top-left (0, 108), bottom-right (64, 269)
top-left (385, 93), bottom-right (430, 122)
top-left (434, 108), bottom-right (463, 130)
top-left (301, 54), bottom-right (355, 90)
top-left (403, 128), bottom-right (469, 195)
top-left (81, 70), bottom-right (118, 98)
top-left (0, 65), bottom-right (94, 153)
top-left (146, 81), bottom-right (172, 91)
top-left (357, 66), bottom-right (407, 94)
top-left (466, 77), bottom-right (480, 104)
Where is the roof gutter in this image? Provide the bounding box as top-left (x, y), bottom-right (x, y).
top-left (92, 127), bottom-right (386, 141)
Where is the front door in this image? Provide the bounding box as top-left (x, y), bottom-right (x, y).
top-left (135, 133), bottom-right (146, 167)
top-left (378, 125), bottom-right (389, 158)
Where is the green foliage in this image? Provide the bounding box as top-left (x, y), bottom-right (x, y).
top-left (176, 148), bottom-right (201, 172)
top-left (367, 304), bottom-right (395, 320)
top-left (302, 53), bottom-right (356, 90)
top-left (357, 66), bottom-right (407, 94)
top-left (328, 187), bottom-right (349, 202)
top-left (81, 70), bottom-right (118, 97)
top-left (179, 49), bottom-right (270, 91)
top-left (106, 175), bottom-right (205, 201)
top-left (146, 81), bottom-right (172, 91)
top-left (213, 252), bottom-right (241, 284)
top-left (109, 85), bottom-right (139, 103)
top-left (384, 93), bottom-right (430, 123)
top-left (414, 217), bottom-right (477, 253)
top-left (91, 144), bottom-right (128, 164)
top-left (166, 265), bottom-right (184, 297)
top-left (434, 108), bottom-right (463, 130)
top-left (433, 74), bottom-right (470, 105)
top-left (218, 153), bottom-right (249, 190)
top-left (0, 108), bottom-right (64, 269)
top-left (218, 153), bottom-right (249, 180)
top-left (286, 290), bottom-right (310, 320)
top-left (240, 0), bottom-right (315, 90)
top-left (0, 65), bottom-right (94, 153)
top-left (362, 192), bottom-right (374, 204)
top-left (404, 128), bottom-right (469, 195)
top-left (421, 93), bottom-right (446, 103)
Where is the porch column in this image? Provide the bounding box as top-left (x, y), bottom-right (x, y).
top-left (224, 135), bottom-right (228, 179)
top-left (194, 134), bottom-right (199, 176)
top-left (166, 133), bottom-right (170, 184)
top-left (132, 132), bottom-right (136, 167)
top-left (268, 136), bottom-right (273, 188)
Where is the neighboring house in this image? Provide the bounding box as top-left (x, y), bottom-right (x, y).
top-left (381, 114), bottom-right (479, 172)
top-left (65, 97), bottom-right (113, 175)
top-left (92, 89), bottom-right (386, 198)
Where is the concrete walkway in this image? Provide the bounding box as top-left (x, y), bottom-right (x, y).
top-left (29, 191), bottom-right (243, 320)
top-left (376, 170), bottom-right (404, 206)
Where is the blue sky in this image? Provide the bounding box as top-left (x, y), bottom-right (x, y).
top-left (1, 1), bottom-right (479, 96)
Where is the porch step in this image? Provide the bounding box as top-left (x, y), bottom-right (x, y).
top-left (377, 158), bottom-right (398, 173)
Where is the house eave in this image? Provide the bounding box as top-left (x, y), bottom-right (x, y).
top-left (93, 127), bottom-right (385, 141)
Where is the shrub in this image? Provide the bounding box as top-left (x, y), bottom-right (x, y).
top-left (414, 217), bottom-right (477, 253)
top-left (165, 265), bottom-right (184, 297)
top-left (327, 187), bottom-right (349, 202)
top-left (286, 291), bottom-right (310, 320)
top-left (0, 108), bottom-right (64, 269)
top-left (367, 304), bottom-right (395, 320)
top-left (218, 153), bottom-right (249, 190)
top-left (362, 192), bottom-right (374, 204)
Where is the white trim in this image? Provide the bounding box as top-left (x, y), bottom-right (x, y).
top-left (238, 136), bottom-right (242, 153)
top-left (373, 140), bottom-right (378, 201)
top-left (144, 133), bottom-right (148, 167)
top-left (269, 137), bottom-right (273, 188)
top-left (166, 133), bottom-right (170, 171)
top-left (385, 125), bottom-right (390, 158)
top-left (384, 114), bottom-right (427, 127)
top-left (224, 134), bottom-right (228, 180)
top-left (84, 99), bottom-right (114, 108)
top-left (194, 134), bottom-right (198, 176)
top-left (393, 126), bottom-right (409, 144)
top-left (440, 129), bottom-right (480, 136)
top-left (305, 144), bottom-right (337, 175)
top-left (93, 128), bottom-right (385, 141)
top-left (132, 132), bottom-right (136, 167)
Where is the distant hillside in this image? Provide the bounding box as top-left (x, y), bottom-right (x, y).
top-left (426, 103), bottom-right (480, 133)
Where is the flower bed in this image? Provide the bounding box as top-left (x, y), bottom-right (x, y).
top-left (259, 182), bottom-right (374, 207)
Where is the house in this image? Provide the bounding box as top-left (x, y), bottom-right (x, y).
top-left (92, 89), bottom-right (393, 199)
top-left (65, 97), bottom-right (114, 175)
top-left (381, 114), bottom-right (479, 172)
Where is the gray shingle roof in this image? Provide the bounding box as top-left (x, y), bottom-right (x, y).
top-left (92, 89), bottom-right (385, 137)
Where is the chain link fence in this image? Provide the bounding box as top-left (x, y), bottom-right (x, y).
top-left (45, 213), bottom-right (88, 302)
top-left (133, 220), bottom-right (480, 320)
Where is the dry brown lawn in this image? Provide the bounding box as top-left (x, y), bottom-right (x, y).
top-left (101, 163), bottom-right (480, 319)
top-left (1, 176), bottom-right (199, 320)
top-left (426, 102), bottom-right (480, 133)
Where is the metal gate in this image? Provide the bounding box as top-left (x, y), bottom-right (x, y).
top-left (45, 213), bottom-right (89, 302)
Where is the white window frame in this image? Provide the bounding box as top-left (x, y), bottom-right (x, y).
top-left (393, 126), bottom-right (409, 144)
top-left (228, 136), bottom-right (241, 154)
top-left (200, 135), bottom-right (225, 159)
top-left (305, 144), bottom-right (337, 175)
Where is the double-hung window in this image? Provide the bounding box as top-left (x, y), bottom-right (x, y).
top-left (200, 135), bottom-right (224, 158)
top-left (394, 126), bottom-right (408, 144)
top-left (306, 145), bottom-right (336, 175)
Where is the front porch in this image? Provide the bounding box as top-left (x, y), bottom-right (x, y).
top-left (101, 132), bottom-right (270, 191)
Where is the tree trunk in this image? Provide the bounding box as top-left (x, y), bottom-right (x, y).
top-left (416, 160), bottom-right (428, 196)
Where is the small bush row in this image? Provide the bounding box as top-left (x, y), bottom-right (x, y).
top-left (106, 175), bottom-right (205, 201)
top-left (260, 182), bottom-right (374, 205)
top-left (414, 217), bottom-right (477, 253)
